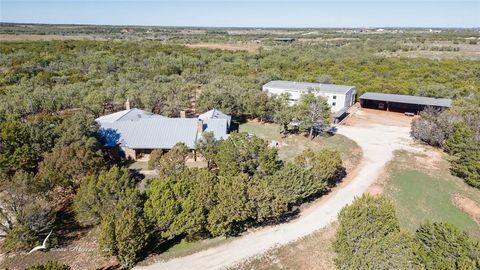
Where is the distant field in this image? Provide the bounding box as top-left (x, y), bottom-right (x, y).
top-left (239, 121), bottom-right (362, 171)
top-left (0, 34), bottom-right (103, 41)
top-left (380, 40), bottom-right (480, 60)
top-left (383, 150), bottom-right (480, 238)
top-left (389, 50), bottom-right (480, 60)
top-left (185, 43), bottom-right (260, 52)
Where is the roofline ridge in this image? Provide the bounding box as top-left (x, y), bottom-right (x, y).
top-left (115, 108), bottom-right (136, 122)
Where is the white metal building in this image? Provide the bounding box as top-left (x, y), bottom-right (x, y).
top-left (262, 80), bottom-right (357, 113)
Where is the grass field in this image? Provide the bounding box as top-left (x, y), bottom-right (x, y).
top-left (239, 121), bottom-right (361, 170)
top-left (0, 34), bottom-right (103, 41)
top-left (383, 150), bottom-right (480, 238)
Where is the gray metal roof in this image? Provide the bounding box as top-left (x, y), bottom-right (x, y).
top-left (96, 108), bottom-right (230, 149)
top-left (263, 80), bottom-right (355, 95)
top-left (198, 109), bottom-right (232, 127)
top-left (99, 118), bottom-right (199, 149)
top-left (96, 108), bottom-right (164, 123)
top-left (359, 92), bottom-right (452, 107)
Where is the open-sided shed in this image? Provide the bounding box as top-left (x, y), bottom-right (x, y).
top-left (359, 92), bottom-right (452, 114)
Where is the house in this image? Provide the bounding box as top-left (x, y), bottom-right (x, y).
top-left (262, 80), bottom-right (357, 113)
top-left (198, 109), bottom-right (232, 129)
top-left (359, 92), bottom-right (452, 114)
top-left (96, 108), bottom-right (230, 160)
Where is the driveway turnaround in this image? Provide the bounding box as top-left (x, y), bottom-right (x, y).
top-left (136, 123), bottom-right (412, 270)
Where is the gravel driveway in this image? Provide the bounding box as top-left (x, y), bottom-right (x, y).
top-left (136, 122), bottom-right (413, 270)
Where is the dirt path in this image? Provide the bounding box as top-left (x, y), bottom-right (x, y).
top-left (136, 121), bottom-right (412, 270)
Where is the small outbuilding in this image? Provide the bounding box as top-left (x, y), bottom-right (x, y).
top-left (273, 38), bottom-right (295, 42)
top-left (359, 92), bottom-right (452, 114)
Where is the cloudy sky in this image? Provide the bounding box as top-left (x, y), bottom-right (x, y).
top-left (1, 0), bottom-right (479, 27)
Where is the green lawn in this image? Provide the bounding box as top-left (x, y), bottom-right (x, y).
top-left (138, 236), bottom-right (231, 266)
top-left (239, 121), bottom-right (361, 168)
top-left (384, 150), bottom-right (480, 239)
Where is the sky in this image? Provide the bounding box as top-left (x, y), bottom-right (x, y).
top-left (0, 0), bottom-right (479, 28)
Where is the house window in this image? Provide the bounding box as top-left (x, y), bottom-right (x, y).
top-left (333, 95), bottom-right (337, 99)
top-left (332, 102), bottom-right (336, 106)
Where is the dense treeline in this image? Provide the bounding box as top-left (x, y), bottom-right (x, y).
top-left (1, 40), bottom-right (479, 118)
top-left (334, 195), bottom-right (480, 270)
top-left (411, 94), bottom-right (480, 189)
top-left (0, 111), bottom-right (106, 251)
top-left (70, 132), bottom-right (344, 267)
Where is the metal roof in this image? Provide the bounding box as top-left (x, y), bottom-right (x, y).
top-left (359, 92), bottom-right (452, 107)
top-left (198, 109), bottom-right (232, 127)
top-left (96, 108), bottom-right (230, 149)
top-left (263, 80), bottom-right (355, 95)
top-left (99, 118), bottom-right (199, 149)
top-left (203, 119), bottom-right (229, 141)
top-left (96, 108), bottom-right (164, 123)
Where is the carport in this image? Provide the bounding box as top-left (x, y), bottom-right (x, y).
top-left (359, 92), bottom-right (452, 114)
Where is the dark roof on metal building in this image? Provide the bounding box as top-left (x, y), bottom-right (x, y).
top-left (359, 92), bottom-right (452, 107)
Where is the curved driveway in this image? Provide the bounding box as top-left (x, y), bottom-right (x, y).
top-left (136, 123), bottom-right (412, 270)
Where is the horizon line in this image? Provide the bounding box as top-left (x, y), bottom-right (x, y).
top-left (2, 21), bottom-right (479, 30)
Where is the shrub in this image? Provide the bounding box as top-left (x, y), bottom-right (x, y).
top-left (334, 195), bottom-right (415, 270)
top-left (144, 169), bottom-right (217, 239)
top-left (25, 261), bottom-right (70, 270)
top-left (147, 149), bottom-right (163, 170)
top-left (3, 223), bottom-right (36, 251)
top-left (207, 174), bottom-right (253, 236)
top-left (445, 123), bottom-right (480, 189)
top-left (414, 222), bottom-right (480, 269)
top-left (410, 107), bottom-right (451, 148)
top-left (214, 132), bottom-right (278, 177)
top-left (99, 189), bottom-right (150, 269)
top-left (294, 148), bottom-right (344, 186)
top-left (155, 143), bottom-right (189, 178)
top-left (268, 163), bottom-right (320, 205)
top-left (37, 144), bottom-right (104, 188)
top-left (73, 166), bottom-right (135, 226)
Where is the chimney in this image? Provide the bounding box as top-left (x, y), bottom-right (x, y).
top-left (180, 110), bottom-right (186, 118)
top-left (125, 99), bottom-right (130, 110)
top-left (197, 119), bottom-right (204, 133)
